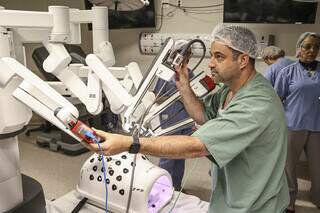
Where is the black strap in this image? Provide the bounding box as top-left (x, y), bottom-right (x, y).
top-left (71, 197), bottom-right (88, 213)
top-left (206, 155), bottom-right (219, 168)
top-left (0, 126), bottom-right (26, 139)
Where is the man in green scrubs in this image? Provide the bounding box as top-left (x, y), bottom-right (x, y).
top-left (83, 24), bottom-right (289, 213)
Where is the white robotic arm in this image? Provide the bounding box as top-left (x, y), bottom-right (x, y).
top-left (0, 6), bottom-right (106, 115)
top-left (41, 6), bottom-right (122, 115)
top-left (86, 54), bottom-right (133, 107)
top-left (42, 6), bottom-right (112, 115)
top-left (81, 37), bottom-right (178, 134)
top-left (86, 36), bottom-right (215, 137)
top-left (1, 56), bottom-right (107, 143)
top-left (0, 57), bottom-right (81, 140)
top-left (121, 38), bottom-right (177, 133)
top-left (43, 44), bottom-right (103, 115)
top-left (42, 42), bottom-right (71, 74)
top-left (0, 5), bottom-right (180, 213)
top-left (104, 37), bottom-right (213, 136)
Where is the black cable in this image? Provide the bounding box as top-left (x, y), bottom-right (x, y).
top-left (124, 80), bottom-right (167, 213)
top-left (125, 153), bottom-right (137, 213)
top-left (166, 2), bottom-right (223, 9)
top-left (182, 8), bottom-right (223, 12)
top-left (178, 39), bottom-right (206, 72)
top-left (155, 3), bottom-right (165, 31)
top-left (163, 3), bottom-right (223, 15)
top-left (166, 7), bottom-right (177, 17)
top-left (179, 3), bottom-right (224, 8)
top-left (156, 2), bottom-right (223, 31)
top-left (125, 39), bottom-right (205, 211)
top-left (183, 8), bottom-right (223, 12)
top-left (71, 197), bottom-right (88, 213)
top-left (185, 10), bottom-right (223, 14)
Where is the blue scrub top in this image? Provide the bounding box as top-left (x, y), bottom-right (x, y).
top-left (264, 57), bottom-right (295, 87)
top-left (153, 70), bottom-right (194, 134)
top-left (274, 61), bottom-right (320, 131)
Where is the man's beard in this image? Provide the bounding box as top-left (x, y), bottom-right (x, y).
top-left (211, 69), bottom-right (224, 83)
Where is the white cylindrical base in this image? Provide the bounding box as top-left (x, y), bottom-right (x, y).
top-left (0, 137), bottom-right (23, 212)
top-left (0, 76), bottom-right (32, 134)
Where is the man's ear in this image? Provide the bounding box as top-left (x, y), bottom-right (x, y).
top-left (238, 54), bottom-right (250, 69)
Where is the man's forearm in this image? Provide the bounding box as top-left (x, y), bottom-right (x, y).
top-left (139, 135), bottom-right (208, 159)
top-left (179, 86), bottom-right (206, 124)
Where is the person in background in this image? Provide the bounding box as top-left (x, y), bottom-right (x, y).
top-left (83, 24), bottom-right (289, 213)
top-left (152, 39), bottom-right (194, 192)
top-left (261, 45), bottom-right (294, 86)
top-left (274, 32), bottom-right (320, 213)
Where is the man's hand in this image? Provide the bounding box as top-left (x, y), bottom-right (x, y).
top-left (175, 61), bottom-right (191, 92)
top-left (173, 61), bottom-right (207, 124)
top-left (80, 128), bottom-right (132, 156)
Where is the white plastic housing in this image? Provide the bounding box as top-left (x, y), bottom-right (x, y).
top-left (0, 77), bottom-right (32, 134)
top-left (43, 42), bottom-right (71, 75)
top-left (127, 62), bottom-right (143, 88)
top-left (48, 6), bottom-right (70, 42)
top-left (77, 152), bottom-right (174, 213)
top-left (92, 7), bottom-right (109, 53)
top-left (102, 85), bottom-right (127, 114)
top-left (53, 63), bottom-right (103, 115)
top-left (86, 54), bottom-right (133, 106)
top-left (97, 41), bottom-right (115, 67)
top-left (54, 107), bottom-right (77, 127)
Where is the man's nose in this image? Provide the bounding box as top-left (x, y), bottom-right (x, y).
top-left (209, 57), bottom-right (216, 68)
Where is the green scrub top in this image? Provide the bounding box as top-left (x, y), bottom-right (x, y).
top-left (192, 73), bottom-right (289, 213)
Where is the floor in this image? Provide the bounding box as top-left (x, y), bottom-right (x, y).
top-left (18, 134), bottom-right (320, 213)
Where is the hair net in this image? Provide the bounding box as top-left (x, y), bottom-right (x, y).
top-left (296, 32), bottom-right (320, 57)
top-left (261, 46), bottom-right (285, 60)
top-left (211, 24), bottom-right (258, 59)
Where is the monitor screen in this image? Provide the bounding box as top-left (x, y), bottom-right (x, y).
top-left (84, 0), bottom-right (156, 29)
top-left (223, 0), bottom-right (318, 24)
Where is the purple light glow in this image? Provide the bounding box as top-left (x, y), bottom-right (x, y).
top-left (148, 176), bottom-right (173, 212)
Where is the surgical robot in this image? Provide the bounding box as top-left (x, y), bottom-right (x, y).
top-left (0, 5), bottom-right (214, 213)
